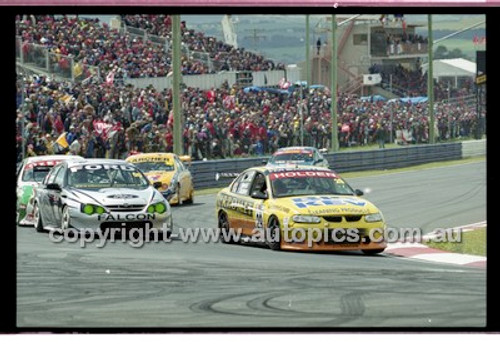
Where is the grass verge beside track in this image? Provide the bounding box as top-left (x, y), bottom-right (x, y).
top-left (194, 155), bottom-right (485, 196)
top-left (425, 228), bottom-right (486, 256)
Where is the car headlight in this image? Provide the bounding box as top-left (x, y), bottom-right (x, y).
top-left (147, 201), bottom-right (167, 214)
top-left (81, 204), bottom-right (106, 215)
top-left (365, 212), bottom-right (383, 223)
top-left (292, 215), bottom-right (321, 224)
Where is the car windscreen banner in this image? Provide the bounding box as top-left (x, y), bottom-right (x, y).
top-left (269, 170), bottom-right (337, 180)
top-left (25, 160), bottom-right (62, 170)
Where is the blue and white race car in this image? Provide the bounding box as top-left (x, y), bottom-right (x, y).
top-left (32, 159), bottom-right (173, 238)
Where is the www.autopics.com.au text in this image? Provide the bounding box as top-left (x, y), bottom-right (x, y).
top-left (47, 225), bottom-right (462, 248)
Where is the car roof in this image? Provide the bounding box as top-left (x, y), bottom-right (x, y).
top-left (24, 155), bottom-right (84, 163)
top-left (275, 146), bottom-right (316, 152)
top-left (65, 158), bottom-right (134, 168)
top-left (248, 165), bottom-right (333, 174)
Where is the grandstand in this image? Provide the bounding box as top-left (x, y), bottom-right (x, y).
top-left (15, 15), bottom-right (287, 87)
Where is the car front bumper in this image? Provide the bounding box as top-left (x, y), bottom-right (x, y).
top-left (278, 221), bottom-right (387, 252)
top-left (67, 206), bottom-right (173, 234)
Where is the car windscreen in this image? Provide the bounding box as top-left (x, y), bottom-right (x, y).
top-left (270, 170), bottom-right (355, 198)
top-left (68, 164), bottom-right (150, 190)
top-left (269, 152), bottom-right (314, 164)
top-left (22, 166), bottom-right (52, 183)
top-left (133, 161), bottom-right (174, 173)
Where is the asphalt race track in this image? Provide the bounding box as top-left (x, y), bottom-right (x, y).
top-left (17, 161), bottom-right (486, 328)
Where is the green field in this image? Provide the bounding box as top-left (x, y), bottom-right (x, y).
top-left (426, 228), bottom-right (486, 257)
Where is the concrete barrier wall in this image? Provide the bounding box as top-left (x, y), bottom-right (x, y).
top-left (126, 70), bottom-right (287, 91)
top-left (462, 139), bottom-right (486, 158)
top-left (189, 142), bottom-right (466, 190)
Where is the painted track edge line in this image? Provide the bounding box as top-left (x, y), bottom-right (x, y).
top-left (384, 221), bottom-right (486, 268)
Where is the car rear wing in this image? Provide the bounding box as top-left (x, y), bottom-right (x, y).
top-left (179, 155), bottom-right (192, 166)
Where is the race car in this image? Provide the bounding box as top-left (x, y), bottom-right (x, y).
top-left (266, 147), bottom-right (329, 168)
top-left (32, 159), bottom-right (173, 237)
top-left (16, 155), bottom-right (84, 225)
top-left (215, 166), bottom-right (386, 254)
top-left (126, 153), bottom-right (194, 205)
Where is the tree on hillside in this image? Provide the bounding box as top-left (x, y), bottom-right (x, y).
top-left (448, 48), bottom-right (466, 59)
top-left (434, 45), bottom-right (467, 59)
top-left (434, 45), bottom-right (448, 59)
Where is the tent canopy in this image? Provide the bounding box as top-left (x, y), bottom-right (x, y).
top-left (421, 58), bottom-right (476, 78)
top-left (387, 96), bottom-right (428, 104)
top-left (243, 86), bottom-right (289, 95)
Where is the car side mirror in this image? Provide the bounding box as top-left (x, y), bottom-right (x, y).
top-left (261, 159), bottom-right (268, 165)
top-left (355, 189), bottom-right (364, 196)
top-left (46, 183), bottom-right (61, 191)
top-left (153, 181), bottom-right (162, 189)
top-left (251, 190), bottom-right (268, 200)
top-left (316, 158), bottom-right (324, 164)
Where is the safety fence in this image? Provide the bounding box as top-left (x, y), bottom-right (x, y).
top-left (16, 37), bottom-right (101, 83)
top-left (188, 141), bottom-right (481, 190)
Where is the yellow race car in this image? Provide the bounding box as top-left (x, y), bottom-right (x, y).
top-left (126, 153), bottom-right (194, 205)
top-left (215, 166), bottom-right (387, 254)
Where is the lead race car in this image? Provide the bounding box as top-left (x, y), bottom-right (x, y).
top-left (215, 166), bottom-right (387, 254)
top-left (32, 159), bottom-right (173, 238)
top-left (16, 155), bottom-right (85, 225)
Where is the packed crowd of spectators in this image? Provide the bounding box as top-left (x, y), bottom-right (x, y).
top-left (370, 63), bottom-right (475, 101)
top-left (121, 15), bottom-right (286, 72)
top-left (16, 14), bottom-right (285, 81)
top-left (371, 63), bottom-right (427, 97)
top-left (16, 73), bottom-right (483, 163)
top-left (16, 15), bottom-right (175, 78)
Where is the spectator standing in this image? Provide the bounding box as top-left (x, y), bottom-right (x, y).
top-left (374, 124), bottom-right (386, 148)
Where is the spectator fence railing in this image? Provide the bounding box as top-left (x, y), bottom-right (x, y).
top-left (75, 63), bottom-right (101, 84)
top-left (441, 94), bottom-right (476, 107)
top-left (21, 42), bottom-right (49, 72)
top-left (17, 40), bottom-right (103, 84)
top-left (47, 51), bottom-right (74, 81)
top-left (149, 33), bottom-right (169, 50)
top-left (16, 36), bottom-right (22, 63)
top-left (191, 51), bottom-right (214, 72)
top-left (124, 25), bottom-right (147, 40)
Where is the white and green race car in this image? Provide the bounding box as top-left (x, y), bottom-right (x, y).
top-left (16, 155), bottom-right (84, 225)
